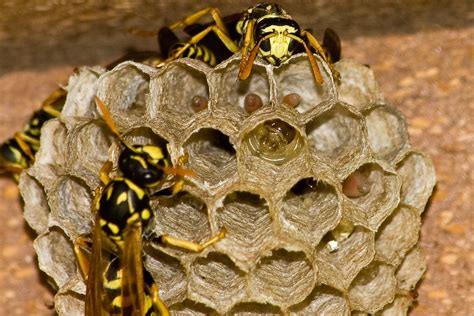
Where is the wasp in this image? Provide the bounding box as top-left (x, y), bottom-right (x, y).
top-left (158, 26), bottom-right (220, 67)
top-left (74, 97), bottom-right (225, 315)
top-left (0, 87), bottom-right (66, 181)
top-left (163, 2), bottom-right (340, 85)
top-left (0, 51), bottom-right (167, 181)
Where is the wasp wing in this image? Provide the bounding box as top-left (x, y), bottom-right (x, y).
top-left (121, 220), bottom-right (146, 316)
top-left (84, 212), bottom-right (107, 316)
top-left (323, 27), bottom-right (341, 63)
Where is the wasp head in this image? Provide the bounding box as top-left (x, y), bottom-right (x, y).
top-left (118, 145), bottom-right (169, 188)
top-left (238, 3), bottom-right (301, 66)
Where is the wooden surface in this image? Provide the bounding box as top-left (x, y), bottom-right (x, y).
top-left (0, 1), bottom-right (472, 315)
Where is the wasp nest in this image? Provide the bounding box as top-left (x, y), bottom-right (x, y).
top-left (19, 54), bottom-right (435, 315)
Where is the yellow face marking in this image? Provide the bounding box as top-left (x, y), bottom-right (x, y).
top-left (142, 145), bottom-right (164, 161)
top-left (116, 191), bottom-right (128, 205)
top-left (124, 179), bottom-right (145, 199)
top-left (99, 218), bottom-right (107, 227)
top-left (141, 208), bottom-right (151, 221)
top-left (107, 222), bottom-right (120, 235)
top-left (261, 25), bottom-right (297, 59)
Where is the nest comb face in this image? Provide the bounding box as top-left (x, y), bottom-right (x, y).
top-left (19, 54), bottom-right (435, 315)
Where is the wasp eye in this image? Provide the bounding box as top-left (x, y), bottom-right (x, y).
top-left (260, 39), bottom-right (271, 52)
top-left (287, 39), bottom-right (298, 53)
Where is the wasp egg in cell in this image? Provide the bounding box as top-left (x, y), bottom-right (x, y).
top-left (244, 93), bottom-right (263, 114)
top-left (246, 119), bottom-right (304, 165)
top-left (342, 168), bottom-right (372, 198)
top-left (191, 95), bottom-right (208, 112)
top-left (282, 93), bottom-right (302, 108)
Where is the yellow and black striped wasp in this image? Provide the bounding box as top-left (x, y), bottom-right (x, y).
top-left (74, 97), bottom-right (225, 315)
top-left (162, 2), bottom-right (340, 85)
top-left (0, 87), bottom-right (66, 181)
top-left (0, 51), bottom-right (165, 182)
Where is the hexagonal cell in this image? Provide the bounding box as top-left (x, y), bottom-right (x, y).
top-left (375, 295), bottom-right (413, 316)
top-left (96, 63), bottom-right (151, 124)
top-left (230, 302), bottom-right (283, 315)
top-left (364, 104), bottom-right (409, 162)
top-left (34, 227), bottom-right (76, 289)
top-left (395, 244), bottom-right (426, 291)
top-left (215, 192), bottom-right (273, 271)
top-left (35, 119), bottom-right (68, 168)
top-left (348, 262), bottom-right (396, 314)
top-left (274, 54), bottom-right (335, 113)
top-left (48, 176), bottom-right (93, 239)
top-left (54, 291), bottom-right (84, 316)
top-left (183, 128), bottom-right (237, 191)
top-left (144, 248), bottom-right (187, 304)
top-left (334, 59), bottom-right (383, 110)
top-left (375, 205), bottom-right (420, 266)
top-left (189, 252), bottom-right (247, 313)
top-left (316, 226), bottom-right (375, 291)
top-left (244, 119), bottom-right (305, 166)
top-left (306, 104), bottom-right (366, 171)
top-left (396, 151), bottom-right (436, 212)
top-left (66, 120), bottom-right (113, 185)
top-left (279, 178), bottom-right (341, 247)
top-left (19, 172), bottom-right (50, 234)
top-left (288, 285), bottom-right (350, 316)
top-left (342, 163), bottom-right (401, 231)
top-left (250, 249), bottom-right (316, 308)
top-left (149, 192), bottom-right (215, 258)
top-left (169, 299), bottom-right (219, 315)
top-left (151, 61), bottom-right (210, 122)
top-left (212, 57), bottom-right (271, 119)
top-left (62, 66), bottom-right (104, 121)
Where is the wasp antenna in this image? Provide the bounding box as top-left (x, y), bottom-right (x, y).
top-left (287, 33), bottom-right (324, 85)
top-left (239, 33), bottom-right (276, 80)
top-left (94, 96), bottom-right (134, 149)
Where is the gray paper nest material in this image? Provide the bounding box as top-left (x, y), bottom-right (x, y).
top-left (20, 53), bottom-right (435, 315)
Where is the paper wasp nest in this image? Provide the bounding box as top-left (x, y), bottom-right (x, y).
top-left (20, 54), bottom-right (435, 315)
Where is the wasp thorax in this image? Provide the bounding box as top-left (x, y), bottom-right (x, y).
top-left (246, 119), bottom-right (303, 164)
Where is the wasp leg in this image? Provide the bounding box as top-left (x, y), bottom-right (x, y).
top-left (169, 7), bottom-right (229, 37)
top-left (302, 30), bottom-right (341, 82)
top-left (164, 25), bottom-right (239, 64)
top-left (14, 132), bottom-right (35, 161)
top-left (158, 227), bottom-right (226, 252)
top-left (238, 19), bottom-right (259, 80)
top-left (99, 160), bottom-right (113, 186)
top-left (150, 283), bottom-right (170, 316)
top-left (240, 19), bottom-right (255, 60)
top-left (73, 235), bottom-right (93, 281)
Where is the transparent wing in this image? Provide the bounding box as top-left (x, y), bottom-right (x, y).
top-left (84, 213), bottom-right (106, 316)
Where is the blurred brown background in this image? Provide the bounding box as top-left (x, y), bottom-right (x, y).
top-left (0, 1), bottom-right (472, 315)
